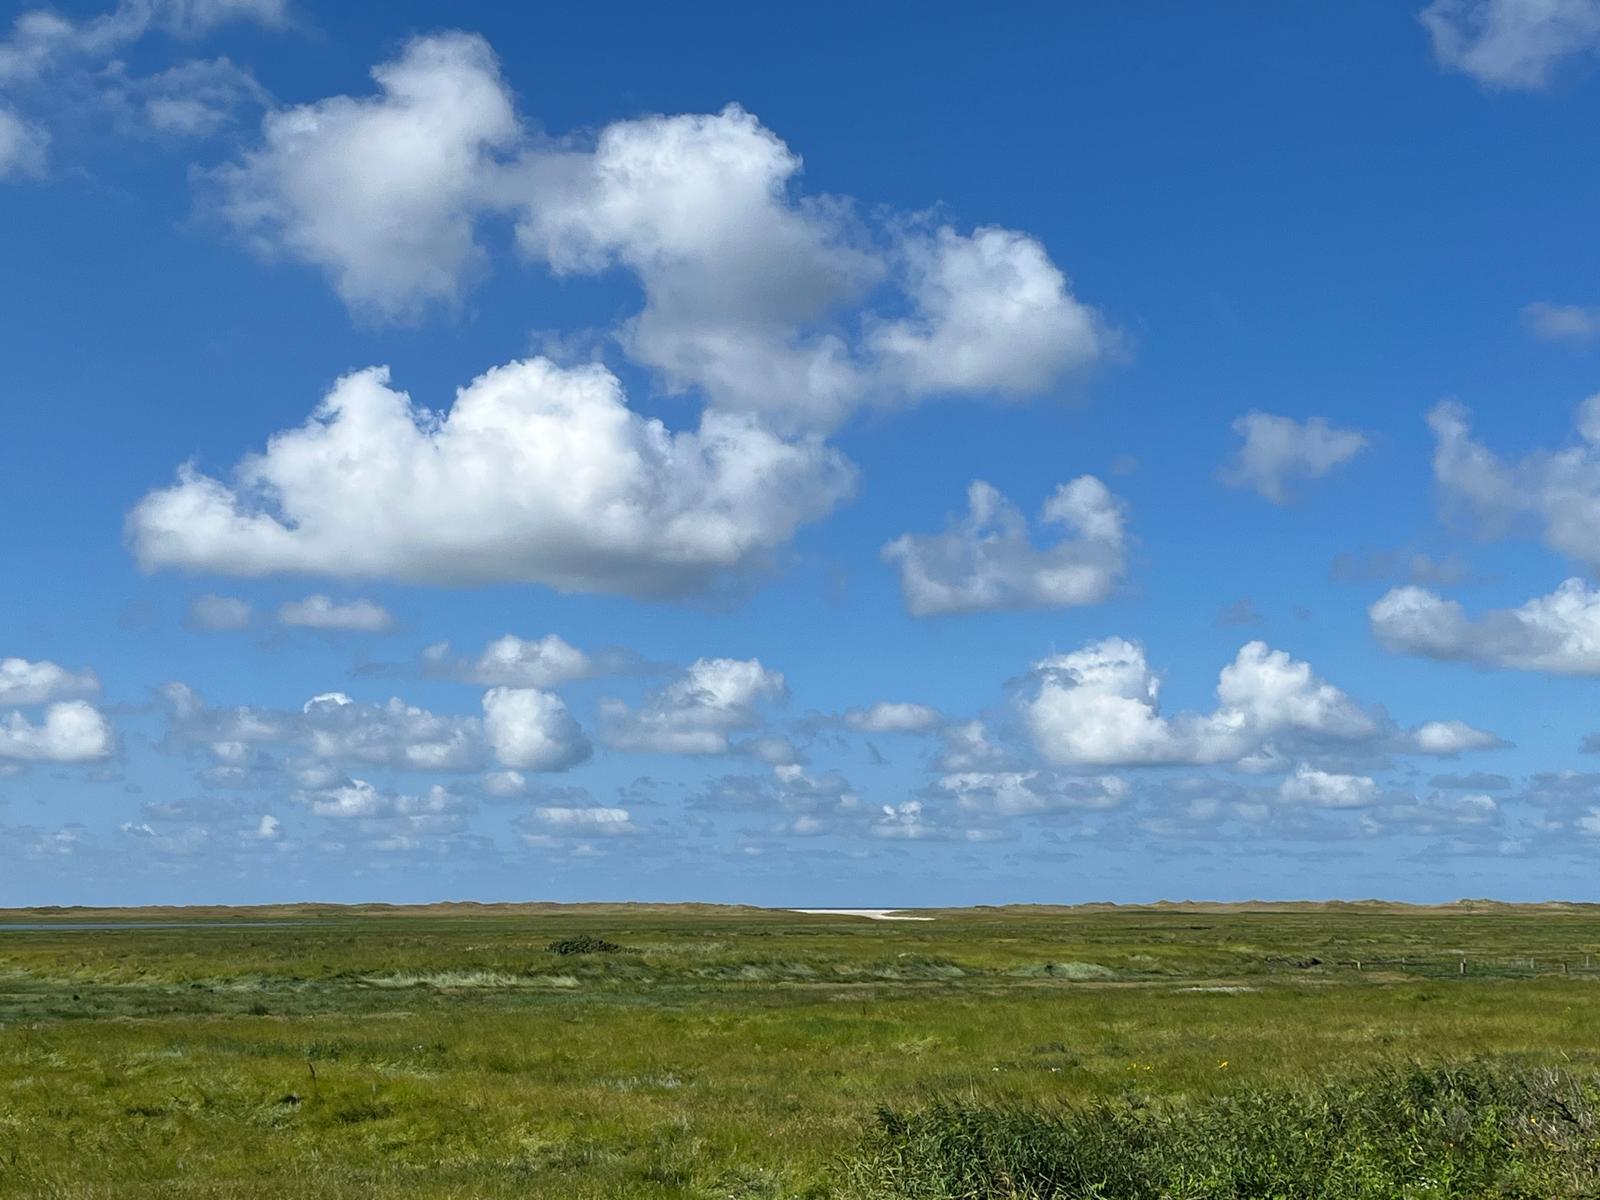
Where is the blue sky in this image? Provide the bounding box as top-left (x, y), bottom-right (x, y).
top-left (5, 0), bottom-right (1600, 906)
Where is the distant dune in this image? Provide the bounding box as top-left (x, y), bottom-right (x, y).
top-left (4, 897), bottom-right (1599, 921)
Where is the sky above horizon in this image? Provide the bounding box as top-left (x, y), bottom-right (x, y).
top-left (5, 0), bottom-right (1600, 906)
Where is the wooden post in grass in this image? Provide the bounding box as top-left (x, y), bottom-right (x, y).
top-left (1460, 960), bottom-right (1466, 976)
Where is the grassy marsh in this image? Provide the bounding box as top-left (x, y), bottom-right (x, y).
top-left (3, 903), bottom-right (1600, 1197)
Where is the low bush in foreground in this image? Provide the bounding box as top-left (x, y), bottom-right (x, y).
top-left (846, 1061), bottom-right (1600, 1198)
top-left (545, 934), bottom-right (622, 955)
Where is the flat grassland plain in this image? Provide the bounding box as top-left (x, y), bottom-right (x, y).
top-left (4, 902), bottom-right (1600, 1198)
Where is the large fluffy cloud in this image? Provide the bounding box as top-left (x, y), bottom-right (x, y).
top-left (1371, 578), bottom-right (1600, 674)
top-left (1022, 638), bottom-right (1250, 767)
top-left (513, 105), bottom-right (882, 430)
top-left (1420, 0), bottom-right (1600, 90)
top-left (882, 477), bottom-right (1127, 616)
top-left (210, 32), bottom-right (519, 317)
top-left (127, 358), bottom-right (854, 595)
top-left (1214, 641), bottom-right (1377, 740)
top-left (481, 687), bottom-right (591, 772)
top-left (866, 225), bottom-right (1106, 397)
top-left (516, 109), bottom-right (1114, 429)
top-left (1220, 412), bottom-right (1367, 504)
top-left (0, 701), bottom-right (114, 762)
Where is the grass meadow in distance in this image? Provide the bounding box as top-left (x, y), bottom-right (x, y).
top-left (4, 903), bottom-right (1600, 1196)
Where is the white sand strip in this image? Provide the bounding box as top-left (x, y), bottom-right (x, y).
top-left (788, 908), bottom-right (934, 921)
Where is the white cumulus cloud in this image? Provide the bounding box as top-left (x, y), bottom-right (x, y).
top-left (1371, 578), bottom-right (1600, 674)
top-left (127, 358), bottom-right (854, 596)
top-left (1214, 641), bottom-right (1378, 740)
top-left (0, 700), bottom-right (114, 762)
top-left (481, 687), bottom-right (590, 772)
top-left (297, 778), bottom-right (467, 820)
top-left (514, 104), bottom-right (881, 430)
top-left (1278, 764), bottom-right (1378, 808)
top-left (1021, 638), bottom-right (1470, 769)
top-left (209, 32), bottom-right (519, 318)
top-left (1220, 411), bottom-right (1368, 504)
top-left (1023, 637), bottom-right (1248, 767)
top-left (513, 107), bottom-right (1114, 431)
top-left (425, 633), bottom-right (600, 688)
top-left (1410, 719), bottom-right (1509, 755)
top-left (867, 225), bottom-right (1108, 397)
top-left (882, 477), bottom-right (1127, 616)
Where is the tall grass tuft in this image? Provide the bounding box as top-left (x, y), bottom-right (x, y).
top-left (845, 1060), bottom-right (1600, 1198)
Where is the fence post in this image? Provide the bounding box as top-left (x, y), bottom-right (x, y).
top-left (1460, 960), bottom-right (1466, 976)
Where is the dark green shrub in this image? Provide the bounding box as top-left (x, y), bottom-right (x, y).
top-left (545, 934), bottom-right (622, 956)
top-left (845, 1061), bottom-right (1600, 1198)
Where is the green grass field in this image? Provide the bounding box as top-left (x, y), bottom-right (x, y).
top-left (4, 902), bottom-right (1600, 1197)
